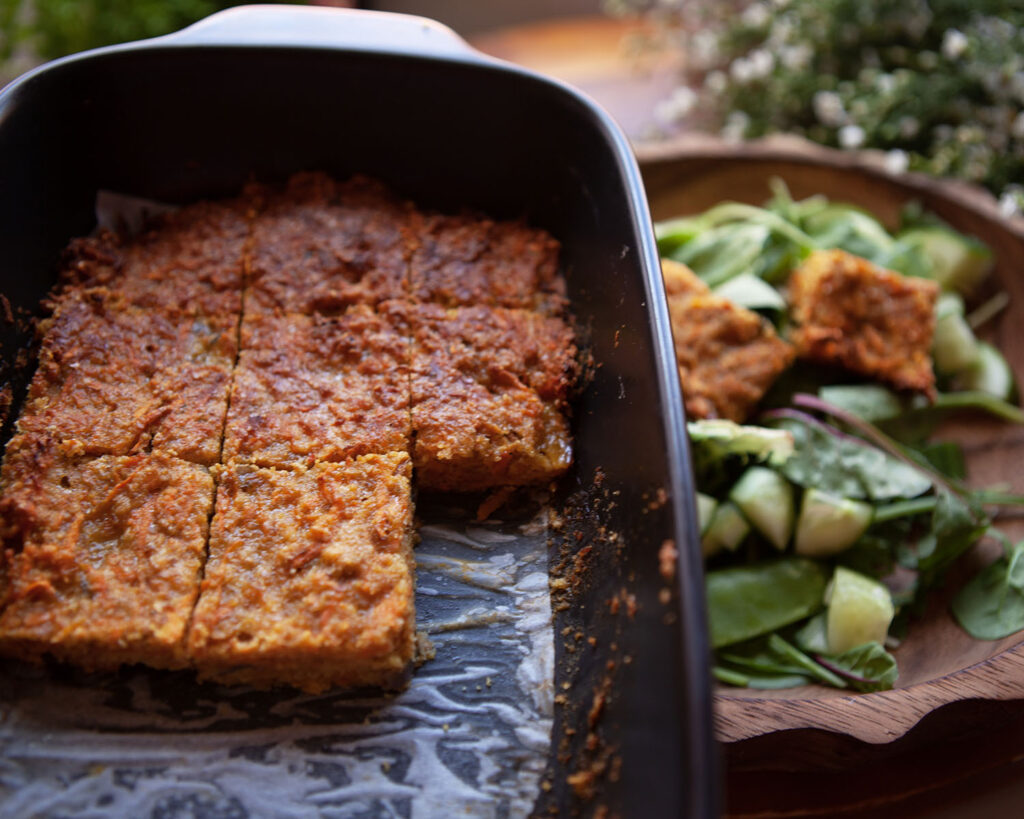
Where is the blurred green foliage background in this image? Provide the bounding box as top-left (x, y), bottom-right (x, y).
top-left (0, 1), bottom-right (303, 80)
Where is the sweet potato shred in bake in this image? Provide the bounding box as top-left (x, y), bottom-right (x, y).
top-left (0, 173), bottom-right (578, 693)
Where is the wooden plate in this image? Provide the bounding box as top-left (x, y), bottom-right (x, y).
top-left (639, 136), bottom-right (1024, 745)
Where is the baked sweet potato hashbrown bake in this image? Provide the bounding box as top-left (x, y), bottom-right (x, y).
top-left (0, 172), bottom-right (578, 692)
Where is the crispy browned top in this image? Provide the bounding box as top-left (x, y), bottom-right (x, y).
top-left (0, 435), bottom-right (213, 666)
top-left (222, 304), bottom-right (411, 468)
top-left (58, 198), bottom-right (249, 315)
top-left (189, 453), bottom-right (414, 666)
top-left (407, 304), bottom-right (576, 489)
top-left (0, 171), bottom-right (577, 687)
top-left (409, 212), bottom-right (566, 314)
top-left (788, 249), bottom-right (939, 394)
top-left (18, 288), bottom-right (236, 460)
top-left (246, 173), bottom-right (415, 314)
top-left (662, 260), bottom-right (794, 423)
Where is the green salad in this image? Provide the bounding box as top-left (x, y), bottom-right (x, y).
top-left (659, 183), bottom-right (1024, 692)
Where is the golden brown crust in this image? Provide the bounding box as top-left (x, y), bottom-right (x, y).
top-left (0, 436), bottom-right (214, 669)
top-left (17, 289), bottom-right (236, 463)
top-left (662, 260), bottom-right (795, 422)
top-left (409, 212), bottom-right (566, 314)
top-left (407, 304), bottom-right (577, 490)
top-left (222, 305), bottom-right (410, 469)
top-left (58, 198), bottom-right (249, 316)
top-left (0, 172), bottom-right (577, 691)
top-left (788, 249), bottom-right (939, 394)
top-left (245, 172), bottom-right (415, 315)
top-left (188, 453), bottom-right (415, 692)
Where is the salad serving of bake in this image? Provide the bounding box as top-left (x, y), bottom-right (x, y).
top-left (658, 182), bottom-right (1024, 692)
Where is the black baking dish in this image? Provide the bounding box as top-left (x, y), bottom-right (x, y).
top-left (0, 7), bottom-right (717, 817)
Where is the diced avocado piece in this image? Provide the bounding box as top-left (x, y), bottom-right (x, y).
top-left (729, 466), bottom-right (794, 550)
top-left (794, 488), bottom-right (873, 557)
top-left (706, 558), bottom-right (829, 648)
top-left (713, 273), bottom-right (787, 311)
top-left (956, 341), bottom-right (1017, 401)
top-left (899, 226), bottom-right (993, 295)
top-left (825, 566), bottom-right (895, 654)
top-left (695, 492), bottom-right (717, 535)
top-left (933, 294), bottom-right (980, 375)
top-left (701, 500), bottom-right (750, 557)
top-left (688, 419), bottom-right (795, 466)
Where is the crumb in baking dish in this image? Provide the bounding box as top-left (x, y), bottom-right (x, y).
top-left (187, 452), bottom-right (415, 692)
top-left (0, 435), bottom-right (214, 669)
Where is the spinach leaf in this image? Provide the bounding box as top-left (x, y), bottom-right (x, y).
top-left (705, 558), bottom-right (829, 648)
top-left (815, 642), bottom-right (899, 692)
top-left (716, 633), bottom-right (846, 689)
top-left (913, 489), bottom-right (988, 576)
top-left (712, 665), bottom-right (811, 689)
top-left (952, 542), bottom-right (1024, 640)
top-left (769, 415), bottom-right (932, 501)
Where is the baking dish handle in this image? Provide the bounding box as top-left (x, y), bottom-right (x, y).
top-left (163, 4), bottom-right (482, 61)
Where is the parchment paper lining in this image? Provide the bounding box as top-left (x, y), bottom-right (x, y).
top-left (0, 509), bottom-right (554, 818)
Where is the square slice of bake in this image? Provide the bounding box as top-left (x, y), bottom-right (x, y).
top-left (662, 259), bottom-right (795, 423)
top-left (58, 197), bottom-right (249, 316)
top-left (787, 249), bottom-right (939, 395)
top-left (409, 212), bottom-right (566, 314)
top-left (0, 436), bottom-right (214, 669)
top-left (16, 289), bottom-right (237, 463)
top-left (188, 452), bottom-right (415, 692)
top-left (408, 304), bottom-right (577, 491)
top-left (222, 305), bottom-right (410, 468)
top-left (245, 173), bottom-right (415, 314)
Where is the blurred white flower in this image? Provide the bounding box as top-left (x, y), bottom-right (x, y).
top-left (941, 29), bottom-right (969, 60)
top-left (999, 190), bottom-right (1022, 218)
top-left (838, 124), bottom-right (866, 149)
top-left (1013, 111), bottom-right (1024, 140)
top-left (747, 48), bottom-right (775, 78)
top-left (655, 86), bottom-right (699, 124)
top-left (690, 29), bottom-right (720, 69)
top-left (898, 116), bottom-right (920, 138)
top-left (884, 149), bottom-right (910, 174)
top-left (705, 70), bottom-right (728, 94)
top-left (742, 2), bottom-right (770, 27)
top-left (875, 73), bottom-right (896, 95)
top-left (779, 43), bottom-right (812, 71)
top-left (813, 90), bottom-right (847, 127)
top-left (722, 110), bottom-right (751, 142)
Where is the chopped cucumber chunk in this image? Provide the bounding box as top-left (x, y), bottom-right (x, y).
top-left (794, 488), bottom-right (873, 556)
top-left (899, 226), bottom-right (993, 295)
top-left (933, 310), bottom-right (980, 375)
top-left (825, 567), bottom-right (895, 654)
top-left (696, 492), bottom-right (717, 535)
top-left (701, 501), bottom-right (750, 557)
top-left (729, 466), bottom-right (795, 550)
top-left (955, 342), bottom-right (1017, 401)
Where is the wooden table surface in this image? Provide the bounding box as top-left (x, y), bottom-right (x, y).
top-left (469, 16), bottom-right (1024, 818)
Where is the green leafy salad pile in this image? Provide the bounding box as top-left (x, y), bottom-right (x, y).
top-left (658, 184), bottom-right (1024, 692)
